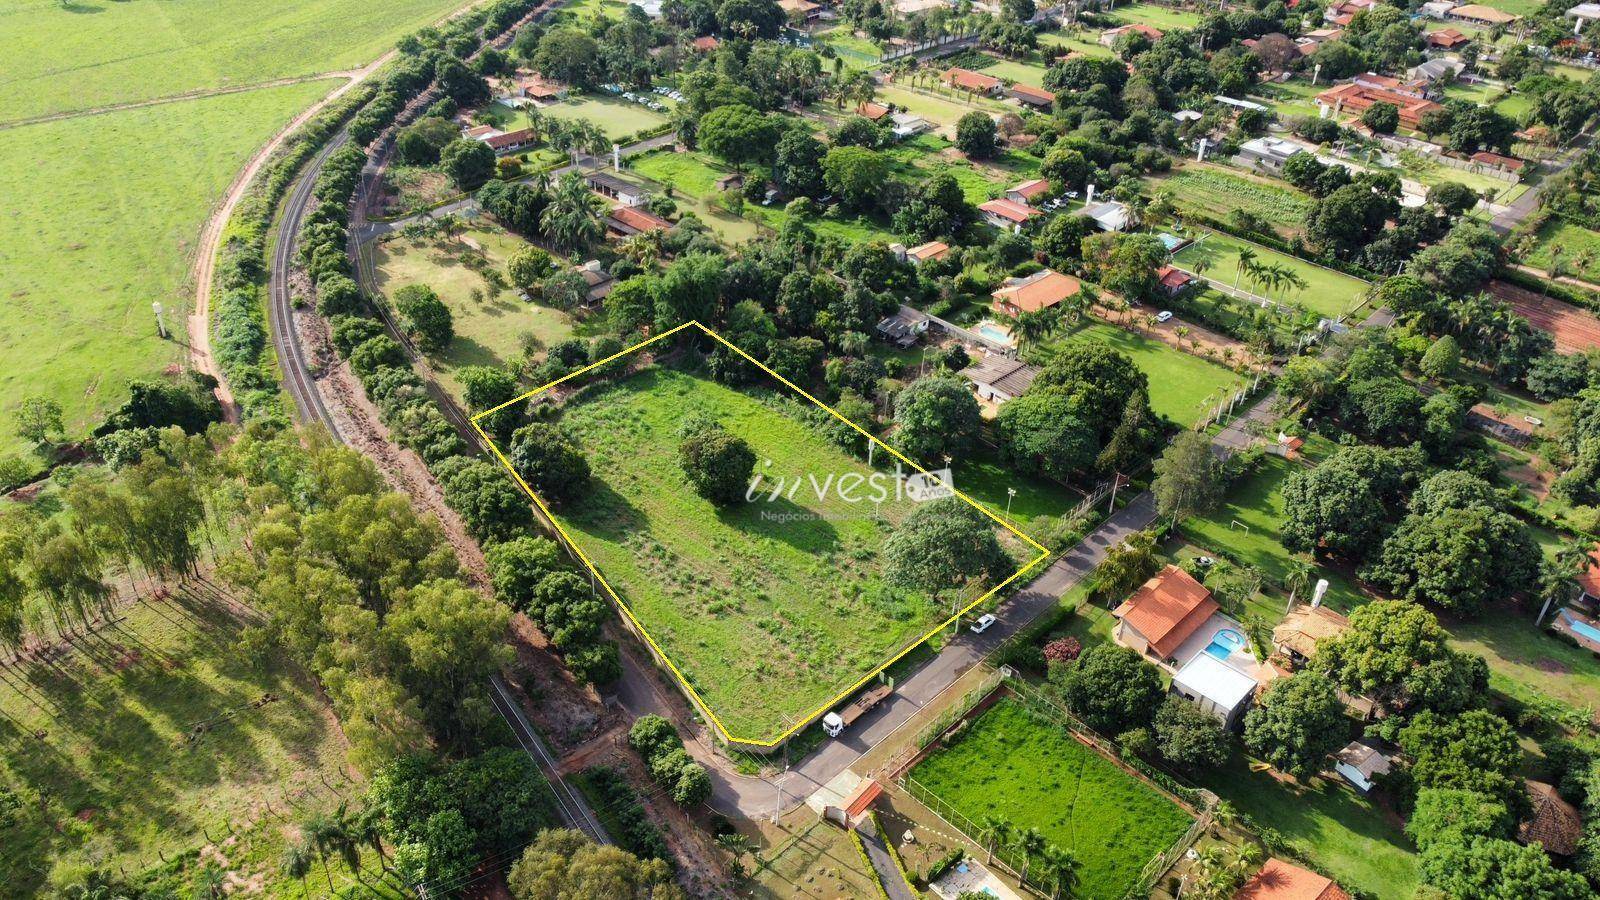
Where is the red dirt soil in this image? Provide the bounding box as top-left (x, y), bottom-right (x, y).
top-left (1488, 279), bottom-right (1600, 354)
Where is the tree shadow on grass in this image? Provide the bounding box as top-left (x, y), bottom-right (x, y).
top-left (715, 491), bottom-right (844, 556)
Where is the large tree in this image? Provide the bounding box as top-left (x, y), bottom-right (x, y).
top-left (440, 139), bottom-right (498, 191)
top-left (1054, 644), bottom-right (1165, 736)
top-left (955, 111), bottom-right (998, 158)
top-left (892, 375), bottom-right (981, 462)
top-left (1152, 696), bottom-right (1231, 769)
top-left (1398, 709), bottom-right (1523, 809)
top-left (533, 30), bottom-right (602, 87)
top-left (1313, 600), bottom-right (1486, 714)
top-left (1421, 837), bottom-right (1591, 900)
top-left (677, 419), bottom-right (756, 505)
top-left (1362, 504), bottom-right (1541, 615)
top-left (507, 423), bottom-right (591, 506)
top-left (507, 828), bottom-right (684, 899)
top-left (698, 104), bottom-right (783, 170)
top-left (540, 172), bottom-right (604, 254)
top-left (993, 389), bottom-right (1096, 481)
top-left (772, 128), bottom-right (826, 198)
top-left (883, 497), bottom-right (1008, 593)
top-left (1242, 670), bottom-right (1348, 779)
top-left (1151, 430), bottom-right (1226, 524)
top-left (1280, 443), bottom-right (1424, 561)
top-left (394, 284), bottom-right (454, 352)
top-left (822, 145), bottom-right (890, 210)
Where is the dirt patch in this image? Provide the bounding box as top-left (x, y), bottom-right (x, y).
top-left (113, 648), bottom-right (142, 671)
top-left (505, 614), bottom-right (611, 753)
top-left (1488, 279), bottom-right (1600, 354)
top-left (1500, 454), bottom-right (1554, 502)
top-left (1536, 657), bottom-right (1573, 675)
top-left (589, 740), bottom-right (737, 898)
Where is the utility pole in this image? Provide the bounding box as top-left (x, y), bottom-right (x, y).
top-left (152, 301), bottom-right (168, 338)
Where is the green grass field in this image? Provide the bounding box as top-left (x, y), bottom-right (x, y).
top-left (1194, 755), bottom-right (1419, 899)
top-left (1108, 1), bottom-right (1203, 30)
top-left (1030, 322), bottom-right (1242, 426)
top-left (909, 698), bottom-right (1193, 900)
top-left (975, 56), bottom-right (1052, 88)
top-left (626, 150), bottom-right (764, 242)
top-left (372, 226), bottom-right (600, 400)
top-left (1152, 166), bottom-right (1311, 235)
top-left (551, 367), bottom-right (1004, 742)
top-left (0, 0), bottom-right (468, 123)
top-left (0, 79), bottom-right (333, 461)
top-left (1037, 29), bottom-right (1115, 58)
top-left (0, 591), bottom-right (358, 896)
top-left (1523, 217), bottom-right (1600, 281)
top-left (539, 94), bottom-right (669, 140)
top-left (876, 84), bottom-right (1010, 133)
top-left (1172, 230), bottom-right (1371, 321)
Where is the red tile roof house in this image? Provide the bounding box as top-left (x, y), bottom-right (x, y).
top-left (691, 35), bottom-right (720, 51)
top-left (1316, 82), bottom-right (1442, 128)
top-left (1112, 565), bottom-right (1220, 666)
top-left (1234, 858), bottom-right (1351, 900)
top-left (1576, 543), bottom-right (1600, 604)
top-left (606, 205), bottom-right (673, 236)
top-left (1425, 27), bottom-right (1470, 49)
top-left (1008, 83), bottom-right (1056, 109)
top-left (856, 101), bottom-right (891, 121)
top-left (483, 128), bottom-right (536, 153)
top-left (978, 197), bottom-right (1041, 230)
top-left (990, 269), bottom-right (1081, 316)
top-left (942, 67), bottom-right (1002, 94)
top-left (906, 240), bottom-right (952, 264)
top-left (1005, 178), bottom-right (1051, 205)
top-left (1156, 264), bottom-right (1195, 297)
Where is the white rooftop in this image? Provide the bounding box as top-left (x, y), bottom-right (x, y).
top-left (1241, 135), bottom-right (1306, 160)
top-left (1082, 200), bottom-right (1130, 230)
top-left (1566, 2), bottom-right (1600, 18)
top-left (1214, 95), bottom-right (1270, 112)
top-left (1172, 653), bottom-right (1257, 712)
top-left (1173, 110), bottom-right (1204, 121)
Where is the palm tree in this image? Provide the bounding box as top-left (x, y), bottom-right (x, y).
top-left (1284, 558), bottom-right (1313, 608)
top-left (301, 811), bottom-right (338, 891)
top-left (977, 815), bottom-right (1012, 865)
top-left (281, 842), bottom-right (314, 897)
top-left (1013, 306), bottom-right (1063, 350)
top-left (1040, 844), bottom-right (1079, 899)
top-left (1016, 826), bottom-right (1047, 885)
top-left (540, 172), bottom-right (604, 254)
top-left (1232, 247), bottom-right (1256, 293)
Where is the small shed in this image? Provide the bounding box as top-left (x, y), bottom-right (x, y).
top-left (1520, 780), bottom-right (1582, 857)
top-left (1333, 739), bottom-right (1392, 793)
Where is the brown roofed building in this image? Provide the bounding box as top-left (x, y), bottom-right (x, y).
top-left (1005, 178), bottom-right (1051, 205)
top-left (991, 269), bottom-right (1081, 316)
top-left (1449, 3), bottom-right (1519, 25)
top-left (484, 128), bottom-right (536, 152)
top-left (1008, 83), bottom-right (1056, 108)
top-left (978, 197), bottom-right (1041, 229)
top-left (1317, 81), bottom-right (1442, 128)
top-left (1576, 544), bottom-right (1600, 604)
top-left (1100, 22), bottom-right (1164, 46)
top-left (857, 101), bottom-right (891, 121)
top-left (942, 67), bottom-right (1002, 94)
top-left (961, 356), bottom-right (1039, 404)
top-left (691, 35), bottom-right (720, 51)
top-left (606, 205), bottom-right (673, 236)
top-left (906, 240), bottom-right (951, 264)
top-left (1272, 603), bottom-right (1350, 667)
top-left (1235, 858), bottom-right (1351, 900)
top-left (1470, 150), bottom-right (1526, 173)
top-left (1520, 781), bottom-right (1582, 857)
top-left (1425, 27), bottom-right (1470, 48)
top-left (1113, 565), bottom-right (1220, 663)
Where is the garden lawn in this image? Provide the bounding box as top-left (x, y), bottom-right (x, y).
top-left (1523, 217), bottom-right (1600, 282)
top-left (1030, 322), bottom-right (1241, 426)
top-left (1108, 1), bottom-right (1203, 29)
top-left (0, 0), bottom-right (468, 122)
top-left (539, 94), bottom-right (668, 141)
top-left (909, 699), bottom-right (1193, 900)
top-left (877, 84), bottom-right (1011, 133)
top-left (623, 151), bottom-right (763, 243)
top-left (976, 56), bottom-right (1052, 88)
top-left (1151, 165), bottom-right (1311, 235)
top-left (1447, 604), bottom-right (1600, 716)
top-left (954, 451), bottom-right (1083, 534)
top-left (1037, 30), bottom-right (1115, 58)
top-left (1172, 231), bottom-right (1371, 322)
top-left (1195, 755), bottom-right (1419, 900)
top-left (0, 591), bottom-right (358, 896)
top-left (814, 26), bottom-right (882, 68)
top-left (0, 80), bottom-right (334, 460)
top-left (551, 367), bottom-right (1012, 743)
top-left (371, 226), bottom-right (599, 400)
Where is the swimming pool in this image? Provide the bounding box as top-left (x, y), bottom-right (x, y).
top-left (1562, 611), bottom-right (1600, 645)
top-left (1203, 628), bottom-right (1246, 660)
top-left (974, 321), bottom-right (1014, 346)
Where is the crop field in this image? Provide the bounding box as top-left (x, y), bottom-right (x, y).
top-left (545, 365), bottom-right (1028, 743)
top-left (0, 0), bottom-right (468, 123)
top-left (910, 698), bottom-right (1193, 900)
top-left (1171, 231), bottom-right (1370, 321)
top-left (0, 590), bottom-right (358, 896)
top-left (1030, 322), bottom-right (1241, 426)
top-left (0, 79), bottom-right (333, 460)
top-left (539, 94), bottom-right (669, 140)
top-left (1485, 278), bottom-right (1600, 354)
top-left (1152, 166), bottom-right (1311, 235)
top-left (372, 226), bottom-right (599, 400)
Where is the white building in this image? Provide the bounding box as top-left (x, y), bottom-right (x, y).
top-left (1082, 199), bottom-right (1130, 231)
top-left (1334, 739), bottom-right (1393, 793)
top-left (1172, 654), bottom-right (1258, 728)
top-left (1238, 136), bottom-right (1308, 172)
top-left (890, 112), bottom-right (930, 139)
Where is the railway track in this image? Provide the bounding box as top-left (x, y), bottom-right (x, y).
top-left (268, 131), bottom-right (349, 439)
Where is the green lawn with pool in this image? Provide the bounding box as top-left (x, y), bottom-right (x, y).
top-left (909, 698), bottom-right (1193, 900)
top-left (540, 94), bottom-right (669, 141)
top-left (1171, 231), bottom-right (1371, 321)
top-left (1027, 321), bottom-right (1242, 426)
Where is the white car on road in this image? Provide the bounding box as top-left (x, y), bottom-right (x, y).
top-left (970, 613), bottom-right (997, 634)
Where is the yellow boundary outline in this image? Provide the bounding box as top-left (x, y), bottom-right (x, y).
top-left (470, 321), bottom-right (1050, 747)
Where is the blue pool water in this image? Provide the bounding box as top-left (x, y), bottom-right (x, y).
top-left (1566, 614), bottom-right (1600, 645)
top-left (975, 322), bottom-right (1014, 345)
top-left (1158, 232), bottom-right (1185, 252)
top-left (1203, 628), bottom-right (1246, 660)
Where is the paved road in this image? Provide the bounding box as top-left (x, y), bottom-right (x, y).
top-left (1490, 136), bottom-right (1588, 235)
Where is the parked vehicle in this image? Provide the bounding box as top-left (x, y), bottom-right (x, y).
top-left (1156, 310), bottom-right (1174, 323)
top-left (822, 683), bottom-right (892, 737)
top-left (970, 613), bottom-right (997, 634)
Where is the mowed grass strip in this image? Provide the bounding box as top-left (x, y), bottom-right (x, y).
top-left (1030, 322), bottom-right (1242, 426)
top-left (0, 80), bottom-right (335, 458)
top-left (0, 0), bottom-right (470, 122)
top-left (1171, 230), bottom-right (1370, 321)
top-left (0, 593), bottom-right (355, 895)
top-left (910, 699), bottom-right (1193, 900)
top-left (554, 367), bottom-right (950, 741)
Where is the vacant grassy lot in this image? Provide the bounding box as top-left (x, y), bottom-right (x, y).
top-left (1030, 322), bottom-right (1241, 426)
top-left (0, 80), bottom-right (332, 460)
top-left (1194, 755), bottom-right (1419, 899)
top-left (0, 590), bottom-right (357, 895)
top-left (1108, 1), bottom-right (1203, 29)
top-left (625, 150), bottom-right (764, 242)
top-left (539, 94), bottom-right (669, 141)
top-left (1523, 217), bottom-right (1600, 281)
top-left (751, 819), bottom-right (886, 899)
top-left (1037, 29), bottom-right (1115, 57)
top-left (1172, 230), bottom-right (1371, 321)
top-left (1152, 166), bottom-right (1311, 235)
top-left (877, 84), bottom-right (1009, 133)
top-left (974, 55), bottom-right (1052, 88)
top-left (0, 0), bottom-right (467, 122)
top-left (553, 367), bottom-right (1007, 742)
top-left (372, 226), bottom-right (598, 400)
top-left (910, 699), bottom-right (1192, 900)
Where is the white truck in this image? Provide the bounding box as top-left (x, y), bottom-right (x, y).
top-left (822, 683), bottom-right (892, 737)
